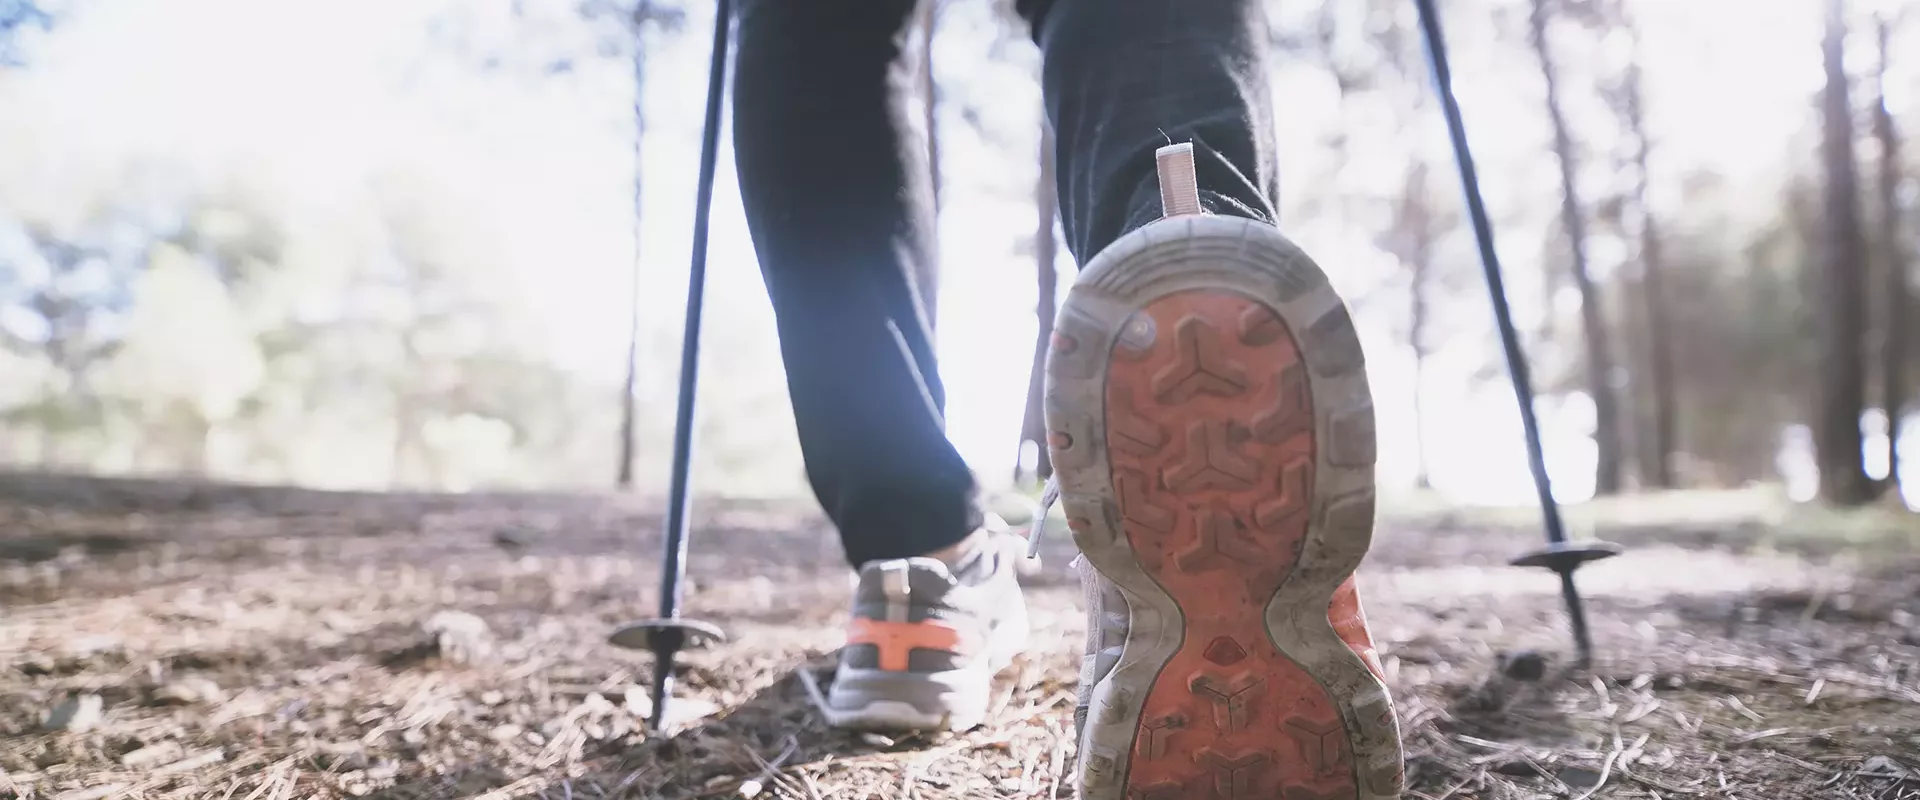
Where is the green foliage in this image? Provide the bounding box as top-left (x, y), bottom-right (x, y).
top-left (0, 0), bottom-right (1905, 504)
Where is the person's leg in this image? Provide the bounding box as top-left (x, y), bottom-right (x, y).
top-left (732, 0), bottom-right (1028, 734)
top-left (732, 0), bottom-right (979, 569)
top-left (1018, 0), bottom-right (1280, 261)
top-left (1017, 2), bottom-right (1406, 798)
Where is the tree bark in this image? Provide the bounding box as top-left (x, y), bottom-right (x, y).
top-left (1019, 127), bottom-right (1059, 483)
top-left (616, 3), bottom-right (650, 489)
top-left (1622, 23), bottom-right (1677, 489)
top-left (1872, 15), bottom-right (1907, 499)
top-left (1530, 0), bottom-right (1625, 495)
top-left (1816, 0), bottom-right (1874, 505)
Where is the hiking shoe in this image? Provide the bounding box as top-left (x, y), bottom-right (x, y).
top-left (821, 539), bottom-right (1029, 731)
top-left (1045, 147), bottom-right (1405, 800)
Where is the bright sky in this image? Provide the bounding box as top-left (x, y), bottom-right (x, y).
top-left (5, 0), bottom-right (1907, 504)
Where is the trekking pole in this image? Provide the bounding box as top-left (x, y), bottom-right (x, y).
top-left (1412, 0), bottom-right (1620, 668)
top-left (607, 0), bottom-right (732, 729)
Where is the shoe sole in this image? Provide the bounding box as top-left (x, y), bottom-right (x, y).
top-left (1047, 216), bottom-right (1404, 799)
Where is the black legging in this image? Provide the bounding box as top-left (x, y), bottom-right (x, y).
top-left (732, 0), bottom-right (1280, 568)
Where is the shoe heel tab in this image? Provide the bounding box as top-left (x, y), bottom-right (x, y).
top-left (1156, 143), bottom-right (1202, 217)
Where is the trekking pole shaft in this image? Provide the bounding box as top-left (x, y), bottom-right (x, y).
top-left (647, 651), bottom-right (674, 729)
top-left (651, 0), bottom-right (733, 729)
top-left (1413, 0), bottom-right (1570, 547)
top-left (1561, 571), bottom-right (1596, 665)
top-left (1415, 0), bottom-right (1596, 665)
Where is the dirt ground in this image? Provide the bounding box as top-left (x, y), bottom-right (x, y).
top-left (3, 472), bottom-right (1919, 800)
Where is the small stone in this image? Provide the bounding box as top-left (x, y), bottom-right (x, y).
top-left (1863, 755), bottom-right (1912, 777)
top-left (623, 685), bottom-right (650, 715)
top-left (489, 724), bottom-right (523, 742)
top-left (45, 694), bottom-right (104, 732)
top-left (425, 609), bottom-right (489, 637)
top-left (152, 677), bottom-right (226, 706)
top-left (423, 610), bottom-right (492, 665)
top-left (480, 691), bottom-right (505, 706)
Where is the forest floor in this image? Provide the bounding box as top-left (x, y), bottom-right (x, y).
top-left (3, 472), bottom-right (1920, 800)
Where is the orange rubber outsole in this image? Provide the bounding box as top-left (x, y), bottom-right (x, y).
top-left (1109, 290), bottom-right (1353, 799)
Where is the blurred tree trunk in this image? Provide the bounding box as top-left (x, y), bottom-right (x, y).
top-left (36, 425), bottom-right (55, 468)
top-left (392, 370), bottom-right (419, 485)
top-left (1816, 0), bottom-right (1874, 505)
top-left (1620, 16), bottom-right (1677, 489)
top-left (1530, 0), bottom-right (1624, 495)
top-left (1536, 238), bottom-right (1562, 349)
top-left (1872, 14), bottom-right (1907, 499)
top-left (1618, 269), bottom-right (1656, 485)
top-left (178, 411), bottom-right (213, 477)
top-left (1019, 127), bottom-right (1059, 483)
top-left (616, 0), bottom-right (653, 490)
top-left (1400, 161), bottom-right (1436, 490)
top-left (914, 0), bottom-right (942, 331)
